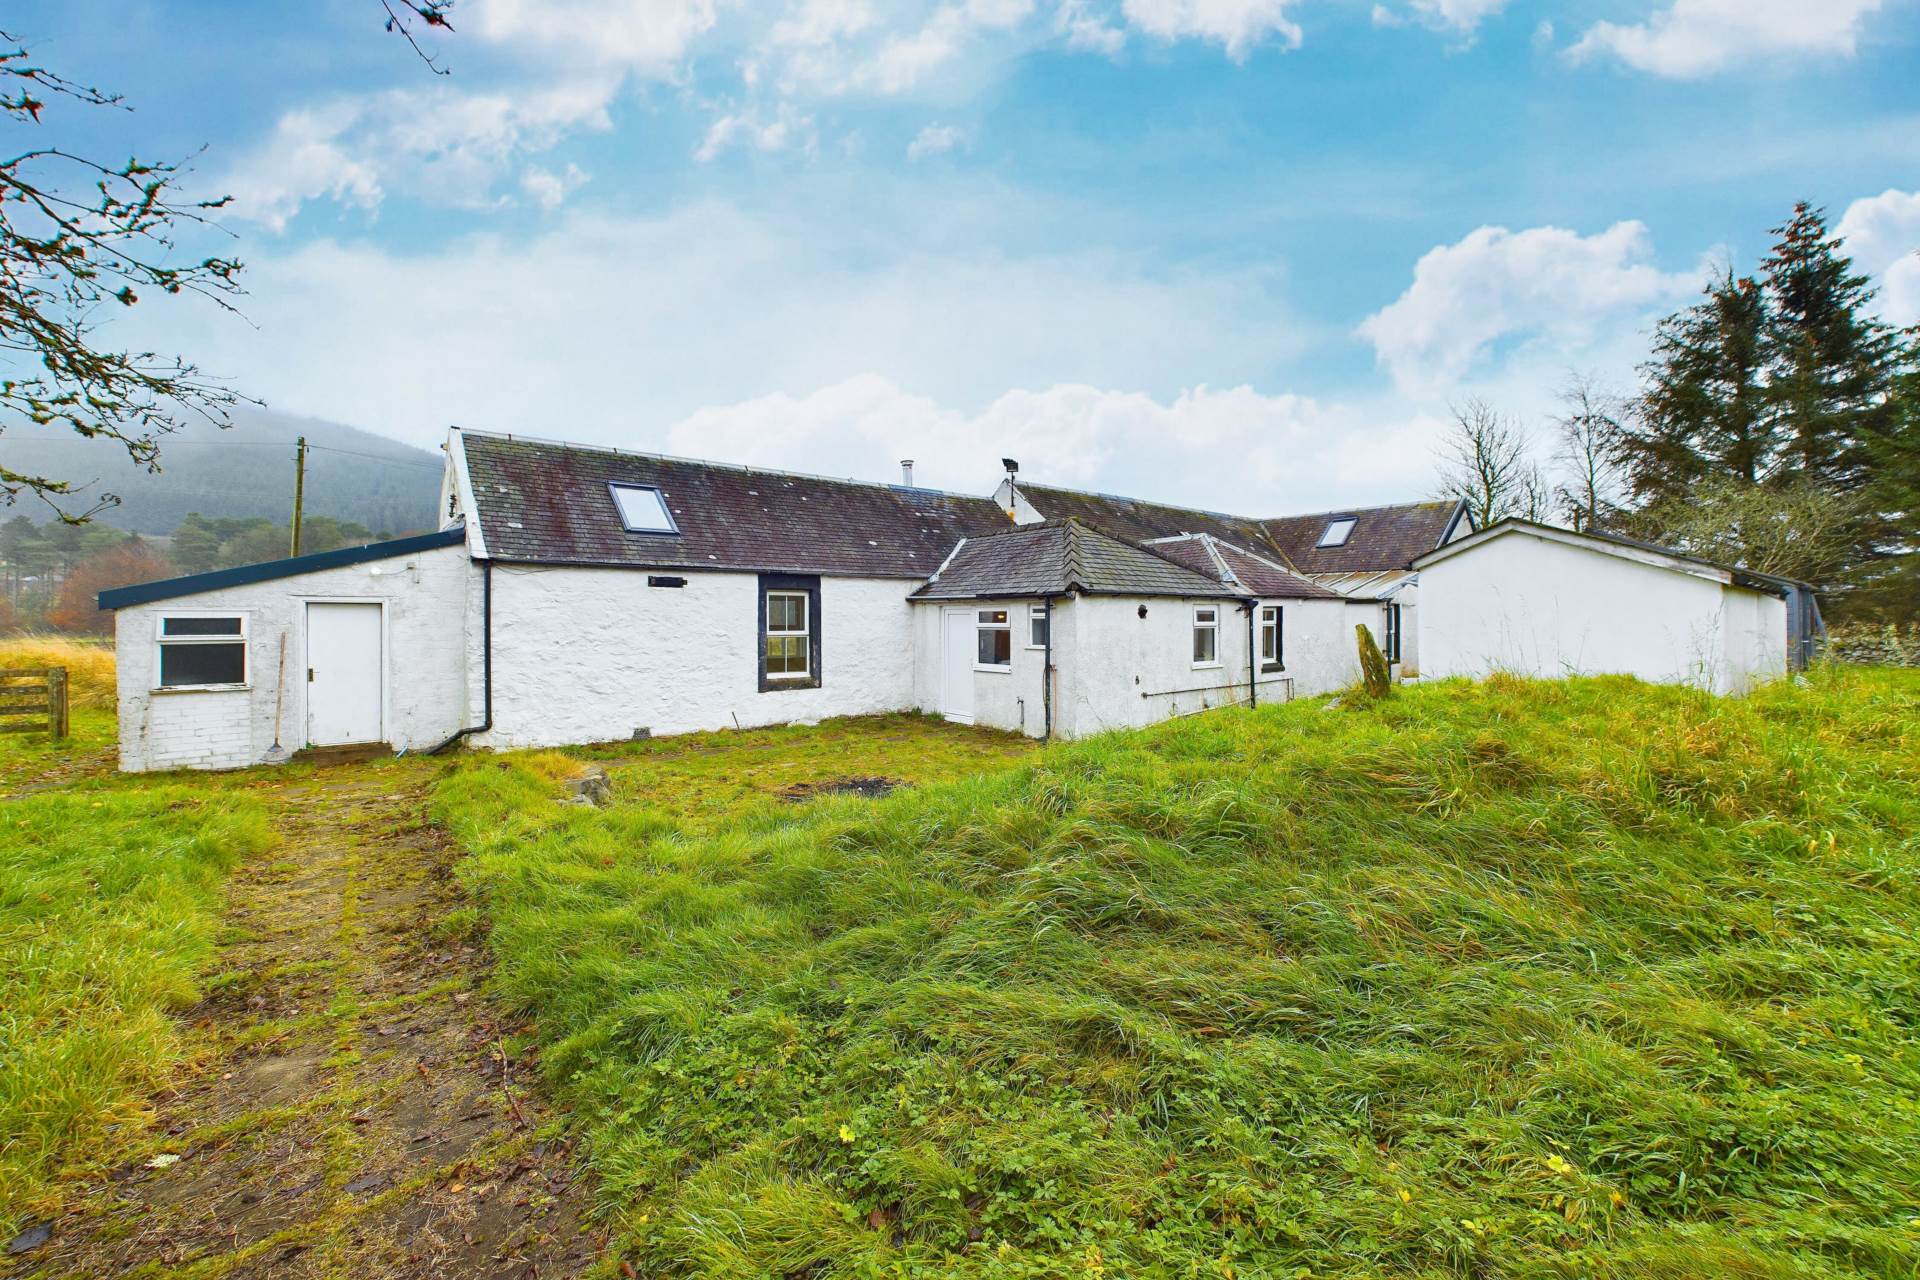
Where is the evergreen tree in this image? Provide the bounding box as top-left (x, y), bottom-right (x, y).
top-left (1759, 202), bottom-right (1904, 494)
top-left (170, 513), bottom-right (225, 575)
top-left (1620, 270), bottom-right (1771, 504)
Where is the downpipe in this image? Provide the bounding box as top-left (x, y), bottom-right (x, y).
top-left (428, 559), bottom-right (493, 755)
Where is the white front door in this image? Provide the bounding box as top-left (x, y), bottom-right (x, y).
top-left (306, 602), bottom-right (384, 746)
top-left (941, 608), bottom-right (975, 724)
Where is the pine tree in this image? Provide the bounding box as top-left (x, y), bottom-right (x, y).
top-left (1620, 270), bottom-right (1771, 504)
top-left (1760, 202), bottom-right (1904, 494)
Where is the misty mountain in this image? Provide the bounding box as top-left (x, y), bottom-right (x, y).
top-left (2, 409), bottom-right (444, 537)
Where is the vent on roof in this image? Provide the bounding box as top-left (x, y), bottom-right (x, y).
top-left (1318, 517), bottom-right (1357, 548)
top-left (609, 482), bottom-right (678, 534)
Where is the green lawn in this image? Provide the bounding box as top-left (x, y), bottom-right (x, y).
top-left (0, 774), bottom-right (273, 1239)
top-left (436, 670), bottom-right (1920, 1279)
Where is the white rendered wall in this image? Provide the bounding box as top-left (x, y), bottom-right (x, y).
top-left (1274, 598), bottom-right (1361, 698)
top-left (912, 598), bottom-right (1055, 738)
top-left (1417, 533), bottom-right (1786, 694)
top-left (1054, 596), bottom-right (1258, 738)
top-left (114, 543), bottom-right (472, 771)
top-left (475, 568), bottom-right (920, 748)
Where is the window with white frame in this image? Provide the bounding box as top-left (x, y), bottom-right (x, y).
top-left (1028, 603), bottom-right (1048, 649)
top-left (1191, 605), bottom-right (1220, 667)
top-left (1259, 605), bottom-right (1284, 670)
top-left (156, 614), bottom-right (248, 688)
top-left (977, 609), bottom-right (1012, 669)
top-left (765, 590), bottom-right (810, 679)
top-left (1317, 517), bottom-right (1357, 548)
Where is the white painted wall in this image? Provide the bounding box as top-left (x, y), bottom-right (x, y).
top-left (1417, 532), bottom-right (1788, 694)
top-left (913, 598), bottom-right (1054, 737)
top-left (114, 543), bottom-right (473, 771)
top-left (475, 567), bottom-right (922, 748)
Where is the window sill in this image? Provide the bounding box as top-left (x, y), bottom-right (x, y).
top-left (974, 664), bottom-right (1012, 674)
top-left (761, 677), bottom-right (821, 692)
top-left (1261, 663), bottom-right (1286, 674)
top-left (152, 683), bottom-right (251, 695)
top-left (1190, 662), bottom-right (1223, 671)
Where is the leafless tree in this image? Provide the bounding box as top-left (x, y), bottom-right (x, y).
top-left (1, 32), bottom-right (245, 521)
top-left (1621, 479), bottom-right (1864, 585)
top-left (1436, 396), bottom-right (1549, 526)
top-left (1550, 372), bottom-right (1627, 532)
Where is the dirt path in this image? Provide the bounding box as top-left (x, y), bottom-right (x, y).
top-left (13, 766), bottom-right (599, 1280)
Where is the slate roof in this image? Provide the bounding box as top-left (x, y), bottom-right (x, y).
top-left (459, 431), bottom-right (1012, 577)
top-left (912, 520), bottom-right (1244, 600)
top-left (1142, 534), bottom-right (1342, 600)
top-left (1261, 500), bottom-right (1469, 575)
top-left (1013, 483), bottom-right (1275, 550)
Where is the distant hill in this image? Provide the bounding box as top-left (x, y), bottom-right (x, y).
top-left (2, 409), bottom-right (443, 537)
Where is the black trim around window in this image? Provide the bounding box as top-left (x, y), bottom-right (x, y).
top-left (758, 572), bottom-right (822, 692)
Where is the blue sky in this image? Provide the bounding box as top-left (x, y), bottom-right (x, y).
top-left (13, 0), bottom-right (1920, 514)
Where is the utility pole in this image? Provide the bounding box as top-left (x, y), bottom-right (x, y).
top-left (290, 436), bottom-right (308, 557)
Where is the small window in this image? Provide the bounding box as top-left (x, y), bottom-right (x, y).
top-left (609, 483), bottom-right (678, 534)
top-left (977, 609), bottom-right (1011, 669)
top-left (156, 614), bottom-right (247, 688)
top-left (1028, 603), bottom-right (1048, 649)
top-left (1318, 517), bottom-right (1357, 548)
top-left (766, 590), bottom-right (810, 679)
top-left (1260, 605), bottom-right (1284, 671)
top-left (1383, 602), bottom-right (1402, 664)
top-left (1192, 605), bottom-right (1219, 667)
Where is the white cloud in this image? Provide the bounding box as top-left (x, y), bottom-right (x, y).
top-left (466, 0), bottom-right (721, 71)
top-left (1373, 0), bottom-right (1511, 34)
top-left (521, 163), bottom-right (591, 209)
top-left (907, 123), bottom-right (966, 159)
top-left (696, 105), bottom-right (818, 160)
top-left (1568, 0), bottom-right (1888, 78)
top-left (1120, 0), bottom-right (1303, 58)
top-left (223, 79), bottom-right (617, 229)
top-left (1838, 188), bottom-right (1920, 326)
top-left (1058, 0), bottom-right (1128, 52)
top-left (1358, 221), bottom-right (1699, 390)
top-left (666, 375), bottom-right (1443, 511)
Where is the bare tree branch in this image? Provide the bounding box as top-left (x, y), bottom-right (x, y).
top-left (1550, 371), bottom-right (1628, 532)
top-left (382, 0), bottom-right (456, 75)
top-left (1435, 396), bottom-right (1548, 526)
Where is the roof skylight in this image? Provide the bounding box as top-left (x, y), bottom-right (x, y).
top-left (609, 483), bottom-right (678, 534)
top-left (1318, 517), bottom-right (1357, 548)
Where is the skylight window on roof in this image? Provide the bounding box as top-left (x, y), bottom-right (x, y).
top-left (1318, 517), bottom-right (1357, 548)
top-left (609, 483), bottom-right (678, 534)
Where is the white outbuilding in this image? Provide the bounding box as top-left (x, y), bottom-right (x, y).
top-left (1411, 520), bottom-right (1818, 695)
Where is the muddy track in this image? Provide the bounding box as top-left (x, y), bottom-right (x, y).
top-left (10, 767), bottom-right (599, 1279)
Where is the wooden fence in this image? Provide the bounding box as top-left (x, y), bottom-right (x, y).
top-left (0, 668), bottom-right (69, 740)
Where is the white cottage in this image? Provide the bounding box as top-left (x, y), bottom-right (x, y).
top-left (98, 428), bottom-right (1812, 772)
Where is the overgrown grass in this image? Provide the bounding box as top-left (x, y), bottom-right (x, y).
top-left (0, 635), bottom-right (116, 709)
top-left (0, 780), bottom-right (273, 1239)
top-left (438, 671), bottom-right (1920, 1278)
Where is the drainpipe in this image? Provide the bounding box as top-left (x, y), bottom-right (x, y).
top-left (1041, 595), bottom-right (1054, 741)
top-left (428, 559), bottom-right (493, 754)
top-left (1245, 600), bottom-right (1257, 709)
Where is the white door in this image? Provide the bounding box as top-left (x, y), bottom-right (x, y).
top-left (306, 602), bottom-right (384, 746)
top-left (941, 609), bottom-right (975, 724)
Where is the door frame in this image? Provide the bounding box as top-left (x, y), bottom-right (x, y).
top-left (940, 606), bottom-right (975, 725)
top-left (299, 597), bottom-right (390, 746)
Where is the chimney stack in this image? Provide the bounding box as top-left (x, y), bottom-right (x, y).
top-left (900, 459), bottom-right (915, 487)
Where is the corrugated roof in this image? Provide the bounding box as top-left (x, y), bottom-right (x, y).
top-left (459, 431), bottom-right (1012, 577)
top-left (1144, 534), bottom-right (1342, 599)
top-left (1261, 501), bottom-right (1468, 574)
top-left (912, 521), bottom-right (1243, 600)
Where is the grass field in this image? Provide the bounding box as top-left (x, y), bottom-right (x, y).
top-left (0, 638), bottom-right (273, 1243)
top-left (437, 669), bottom-right (1920, 1279)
